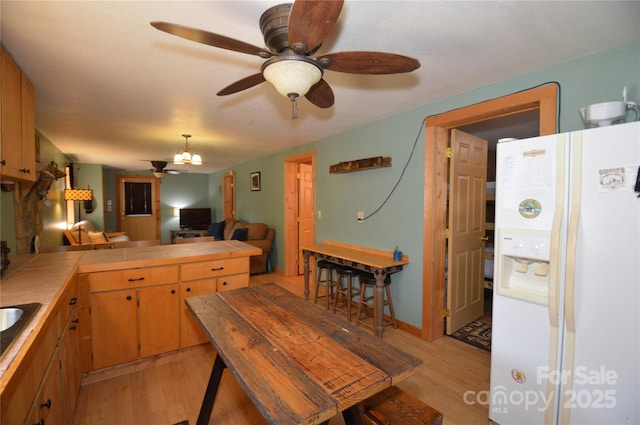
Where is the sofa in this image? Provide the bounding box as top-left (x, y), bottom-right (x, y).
top-left (208, 218), bottom-right (275, 274)
top-left (64, 220), bottom-right (129, 248)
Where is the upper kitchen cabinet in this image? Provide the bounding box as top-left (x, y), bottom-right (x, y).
top-left (1, 44), bottom-right (36, 183)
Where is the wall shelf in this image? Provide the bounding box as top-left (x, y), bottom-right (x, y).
top-left (329, 156), bottom-right (391, 174)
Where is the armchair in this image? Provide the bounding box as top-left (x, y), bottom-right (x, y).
top-left (64, 220), bottom-right (129, 248)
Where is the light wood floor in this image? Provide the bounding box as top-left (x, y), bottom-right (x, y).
top-left (73, 273), bottom-right (491, 425)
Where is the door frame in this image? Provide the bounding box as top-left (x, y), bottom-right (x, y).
top-left (421, 84), bottom-right (558, 341)
top-left (115, 174), bottom-right (161, 240)
top-left (283, 150), bottom-right (316, 277)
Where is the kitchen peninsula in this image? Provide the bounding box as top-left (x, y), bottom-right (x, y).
top-left (0, 240), bottom-right (260, 425)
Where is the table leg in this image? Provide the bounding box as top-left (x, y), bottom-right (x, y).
top-left (196, 353), bottom-right (227, 425)
top-left (303, 250), bottom-right (311, 300)
top-left (342, 405), bottom-right (365, 425)
top-left (374, 269), bottom-right (386, 338)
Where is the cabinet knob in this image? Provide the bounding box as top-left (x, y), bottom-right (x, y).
top-left (19, 168), bottom-right (31, 174)
top-left (69, 325), bottom-right (77, 331)
top-left (186, 287), bottom-right (191, 292)
top-left (72, 318), bottom-right (79, 324)
top-left (126, 295), bottom-right (132, 300)
top-left (69, 297), bottom-right (78, 305)
top-left (222, 281), bottom-right (228, 286)
top-left (0, 160), bottom-right (5, 166)
top-left (170, 289), bottom-right (176, 294)
top-left (40, 399), bottom-right (51, 409)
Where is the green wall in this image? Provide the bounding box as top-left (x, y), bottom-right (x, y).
top-left (210, 41), bottom-right (640, 328)
top-left (1, 41), bottom-right (637, 327)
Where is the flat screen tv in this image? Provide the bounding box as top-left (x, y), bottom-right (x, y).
top-left (179, 208), bottom-right (211, 230)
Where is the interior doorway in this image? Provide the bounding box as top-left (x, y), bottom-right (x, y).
top-left (421, 83), bottom-right (558, 342)
top-left (283, 151), bottom-right (316, 277)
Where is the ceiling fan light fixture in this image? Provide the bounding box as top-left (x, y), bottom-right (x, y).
top-left (262, 55), bottom-right (323, 98)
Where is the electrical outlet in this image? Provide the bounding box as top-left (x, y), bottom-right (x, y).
top-left (357, 211), bottom-right (364, 222)
top-left (317, 210), bottom-right (322, 219)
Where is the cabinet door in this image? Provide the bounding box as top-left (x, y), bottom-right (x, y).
top-left (180, 280), bottom-right (215, 347)
top-left (138, 284), bottom-right (180, 358)
top-left (1, 45), bottom-right (22, 179)
top-left (60, 306), bottom-right (82, 424)
top-left (91, 290), bottom-right (137, 369)
top-left (217, 274), bottom-right (249, 292)
top-left (20, 72), bottom-right (35, 181)
top-left (27, 349), bottom-right (64, 425)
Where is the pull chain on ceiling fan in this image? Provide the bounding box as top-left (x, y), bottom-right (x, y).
top-left (150, 0), bottom-right (420, 119)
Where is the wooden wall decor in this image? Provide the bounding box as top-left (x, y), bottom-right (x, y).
top-left (329, 156), bottom-right (391, 174)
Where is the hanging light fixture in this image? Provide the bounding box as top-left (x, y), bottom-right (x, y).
top-left (261, 55), bottom-right (323, 119)
top-left (173, 134), bottom-right (202, 165)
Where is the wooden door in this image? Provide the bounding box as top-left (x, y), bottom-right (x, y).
top-left (138, 284), bottom-right (180, 358)
top-left (116, 175), bottom-right (160, 240)
top-left (90, 289), bottom-right (137, 369)
top-left (1, 45), bottom-right (22, 179)
top-left (180, 280), bottom-right (214, 347)
top-left (223, 171), bottom-right (235, 219)
top-left (446, 129), bottom-right (487, 334)
top-left (298, 163), bottom-right (314, 274)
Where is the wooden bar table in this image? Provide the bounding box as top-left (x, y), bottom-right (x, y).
top-left (187, 284), bottom-right (421, 425)
top-left (301, 241), bottom-right (409, 338)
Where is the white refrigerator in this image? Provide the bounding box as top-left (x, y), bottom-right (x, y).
top-left (489, 121), bottom-right (640, 424)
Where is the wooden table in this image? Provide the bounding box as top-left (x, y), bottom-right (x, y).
top-left (301, 242), bottom-right (409, 338)
top-left (187, 284), bottom-right (421, 425)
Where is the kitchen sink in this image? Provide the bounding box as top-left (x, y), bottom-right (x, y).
top-left (1, 303), bottom-right (41, 356)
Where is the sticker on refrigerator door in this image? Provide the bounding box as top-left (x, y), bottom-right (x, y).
top-left (511, 368), bottom-right (527, 383)
top-left (599, 167), bottom-right (626, 191)
top-left (518, 199), bottom-right (541, 219)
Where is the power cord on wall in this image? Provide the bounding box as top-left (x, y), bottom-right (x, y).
top-left (361, 117), bottom-right (426, 221)
top-left (359, 81), bottom-right (562, 222)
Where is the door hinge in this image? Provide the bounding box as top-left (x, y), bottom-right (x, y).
top-left (443, 308), bottom-right (450, 318)
top-left (444, 228), bottom-right (451, 239)
top-left (446, 147), bottom-right (453, 158)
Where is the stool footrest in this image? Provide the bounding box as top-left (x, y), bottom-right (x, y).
top-left (358, 386), bottom-right (443, 425)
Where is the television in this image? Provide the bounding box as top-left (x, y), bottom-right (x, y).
top-left (179, 208), bottom-right (211, 230)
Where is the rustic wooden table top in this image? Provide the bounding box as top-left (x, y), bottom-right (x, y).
top-left (187, 283), bottom-right (422, 425)
top-left (301, 241), bottom-right (409, 269)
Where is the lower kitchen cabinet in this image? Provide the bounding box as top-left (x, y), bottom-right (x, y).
top-left (138, 284), bottom-right (180, 358)
top-left (180, 280), bottom-right (214, 347)
top-left (26, 349), bottom-right (64, 425)
top-left (90, 289), bottom-right (138, 369)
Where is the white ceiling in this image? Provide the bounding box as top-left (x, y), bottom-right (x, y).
top-left (2, 1), bottom-right (639, 174)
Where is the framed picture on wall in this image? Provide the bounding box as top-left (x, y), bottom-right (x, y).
top-left (250, 171), bottom-right (261, 191)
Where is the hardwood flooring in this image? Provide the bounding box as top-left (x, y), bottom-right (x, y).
top-left (73, 273), bottom-right (490, 425)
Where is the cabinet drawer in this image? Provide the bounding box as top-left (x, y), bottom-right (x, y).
top-left (217, 274), bottom-right (249, 292)
top-left (181, 258), bottom-right (248, 281)
top-left (89, 265), bottom-right (178, 292)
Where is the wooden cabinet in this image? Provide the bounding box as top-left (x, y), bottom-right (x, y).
top-left (58, 275), bottom-right (82, 424)
top-left (179, 280), bottom-right (214, 347)
top-left (90, 289), bottom-right (138, 370)
top-left (88, 265), bottom-right (180, 370)
top-left (1, 44), bottom-right (35, 182)
top-left (179, 257), bottom-right (250, 347)
top-left (26, 349), bottom-right (64, 425)
top-left (138, 284), bottom-right (180, 358)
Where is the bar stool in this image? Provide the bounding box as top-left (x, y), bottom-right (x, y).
top-left (313, 260), bottom-right (339, 310)
top-left (332, 266), bottom-right (360, 321)
top-left (356, 273), bottom-right (397, 329)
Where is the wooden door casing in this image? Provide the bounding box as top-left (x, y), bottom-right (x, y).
top-left (298, 162), bottom-right (314, 275)
top-left (223, 171), bottom-right (236, 219)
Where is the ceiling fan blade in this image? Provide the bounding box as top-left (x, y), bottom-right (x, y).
top-left (318, 51), bottom-right (421, 74)
top-left (217, 73), bottom-right (266, 96)
top-left (150, 21), bottom-right (272, 58)
top-left (288, 0), bottom-right (344, 54)
top-left (305, 79), bottom-right (334, 108)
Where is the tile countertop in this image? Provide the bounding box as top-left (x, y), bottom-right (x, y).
top-left (0, 240), bottom-right (261, 382)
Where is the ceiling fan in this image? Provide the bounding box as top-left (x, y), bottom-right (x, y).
top-left (150, 161), bottom-right (182, 178)
top-left (151, 0), bottom-right (420, 118)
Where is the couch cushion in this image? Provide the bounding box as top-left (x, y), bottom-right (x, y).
top-left (231, 227), bottom-right (248, 241)
top-left (88, 231), bottom-right (109, 243)
top-left (208, 220), bottom-right (226, 240)
top-left (72, 220), bottom-right (96, 233)
top-left (246, 223), bottom-right (267, 240)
